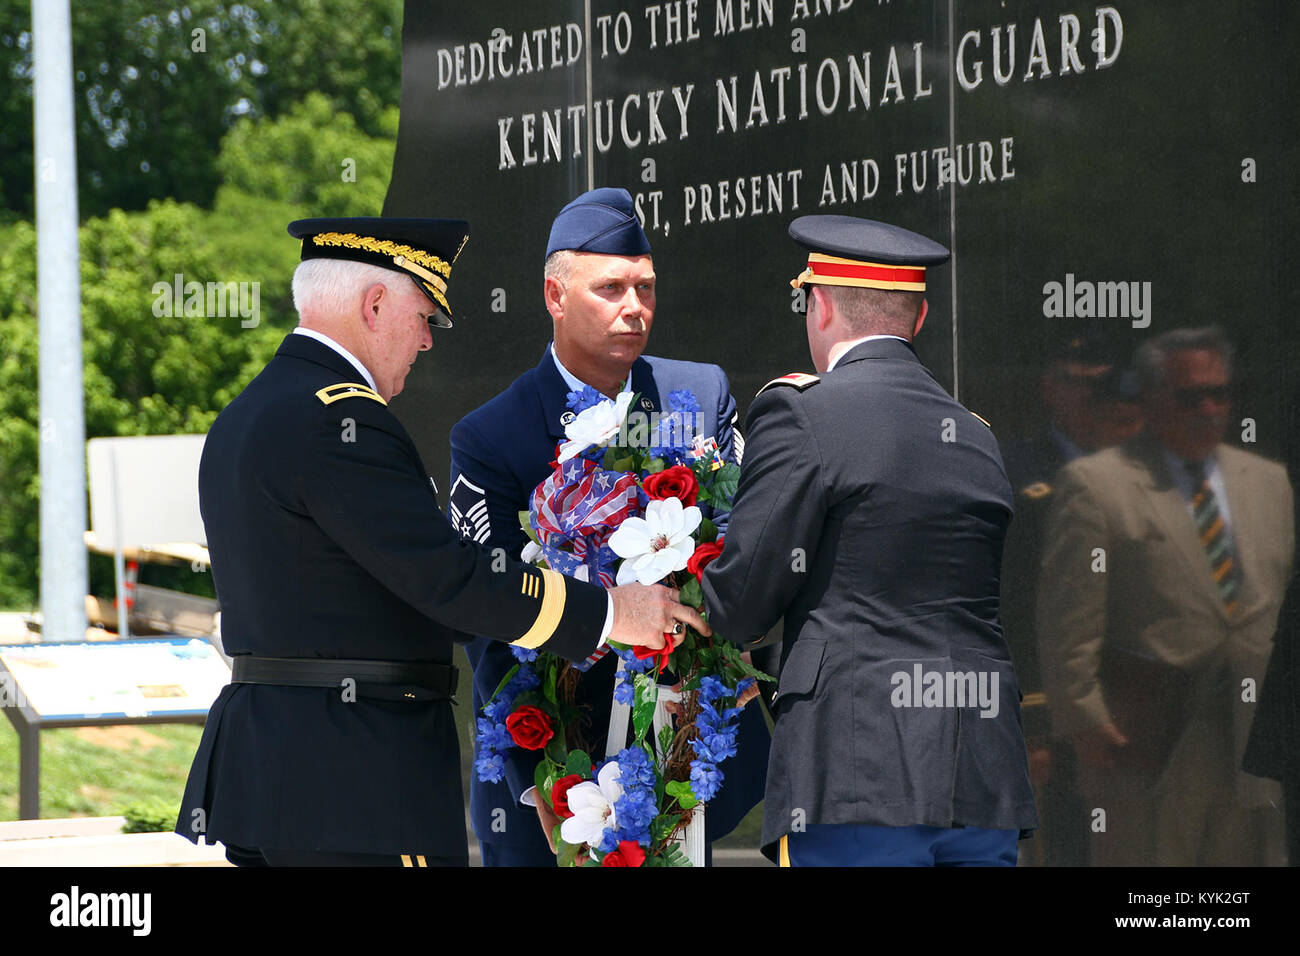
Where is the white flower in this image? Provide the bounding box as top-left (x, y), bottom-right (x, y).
top-left (520, 540), bottom-right (542, 564)
top-left (557, 391), bottom-right (635, 463)
top-left (559, 760), bottom-right (624, 847)
top-left (608, 496), bottom-right (702, 585)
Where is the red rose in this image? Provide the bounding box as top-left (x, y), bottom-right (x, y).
top-left (550, 773), bottom-right (583, 819)
top-left (643, 465), bottom-right (699, 507)
top-left (505, 705), bottom-right (554, 750)
top-left (686, 537), bottom-right (725, 580)
top-left (600, 840), bottom-right (647, 867)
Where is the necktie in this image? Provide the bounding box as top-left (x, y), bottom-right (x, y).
top-left (1186, 460), bottom-right (1241, 616)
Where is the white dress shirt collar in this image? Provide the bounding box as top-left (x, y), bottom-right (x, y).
top-left (827, 334), bottom-right (910, 371)
top-left (293, 327), bottom-right (377, 392)
top-left (550, 342), bottom-right (634, 395)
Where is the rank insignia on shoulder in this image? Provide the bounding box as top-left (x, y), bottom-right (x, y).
top-left (315, 382), bottom-right (387, 406)
top-left (1022, 481), bottom-right (1052, 500)
top-left (757, 372), bottom-right (820, 396)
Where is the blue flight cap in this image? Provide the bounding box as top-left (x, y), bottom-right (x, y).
top-left (545, 187), bottom-right (652, 259)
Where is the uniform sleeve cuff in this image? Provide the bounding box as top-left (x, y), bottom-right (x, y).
top-left (598, 592), bottom-right (613, 647)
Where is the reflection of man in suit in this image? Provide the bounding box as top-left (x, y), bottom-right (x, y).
top-left (999, 337), bottom-right (1141, 865)
top-left (1038, 326), bottom-right (1294, 866)
top-left (449, 188), bottom-right (768, 866)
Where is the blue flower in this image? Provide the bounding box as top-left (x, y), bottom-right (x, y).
top-left (687, 674), bottom-right (750, 802)
top-left (474, 752), bottom-right (505, 784)
top-left (690, 762), bottom-right (722, 802)
top-left (510, 645), bottom-right (539, 663)
top-left (614, 674), bottom-right (634, 705)
top-left (475, 718), bottom-right (513, 752)
top-left (565, 385), bottom-right (606, 414)
top-left (698, 675), bottom-right (729, 702)
top-left (667, 390), bottom-right (701, 414)
top-left (474, 654), bottom-right (545, 781)
top-left (604, 747), bottom-right (658, 847)
top-left (513, 665), bottom-right (541, 692)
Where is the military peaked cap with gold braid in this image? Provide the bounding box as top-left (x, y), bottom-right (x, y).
top-left (288, 217), bottom-right (470, 327)
top-left (788, 215), bottom-right (949, 292)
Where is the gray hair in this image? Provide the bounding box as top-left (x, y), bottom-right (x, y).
top-left (1133, 326), bottom-right (1234, 393)
top-left (544, 250), bottom-right (574, 286)
top-left (292, 258), bottom-right (399, 317)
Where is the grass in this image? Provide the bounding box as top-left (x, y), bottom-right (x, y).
top-left (0, 719), bottom-right (203, 822)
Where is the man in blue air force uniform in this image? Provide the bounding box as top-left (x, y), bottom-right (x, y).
top-left (450, 188), bottom-right (770, 866)
top-left (176, 217), bottom-right (697, 866)
top-left (702, 215), bottom-right (1038, 866)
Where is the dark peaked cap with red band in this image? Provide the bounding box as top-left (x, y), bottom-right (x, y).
top-left (788, 215), bottom-right (950, 293)
top-left (288, 217), bottom-right (470, 328)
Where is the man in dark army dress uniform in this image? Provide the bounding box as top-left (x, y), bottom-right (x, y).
top-left (702, 215), bottom-right (1038, 866)
top-left (450, 188), bottom-right (769, 866)
top-left (175, 217), bottom-right (701, 867)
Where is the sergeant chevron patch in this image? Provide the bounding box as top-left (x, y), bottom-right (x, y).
top-left (449, 474), bottom-right (491, 543)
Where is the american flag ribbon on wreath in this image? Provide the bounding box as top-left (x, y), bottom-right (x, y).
top-left (529, 456), bottom-right (647, 670)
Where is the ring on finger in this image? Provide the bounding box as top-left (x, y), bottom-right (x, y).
top-left (672, 622), bottom-right (684, 635)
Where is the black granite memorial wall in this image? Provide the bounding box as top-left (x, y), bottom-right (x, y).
top-left (384, 0), bottom-right (1300, 866)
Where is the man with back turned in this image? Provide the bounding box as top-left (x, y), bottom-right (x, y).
top-left (701, 214), bottom-right (1038, 866)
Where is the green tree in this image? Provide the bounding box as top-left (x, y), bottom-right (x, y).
top-left (216, 92), bottom-right (398, 218)
top-left (0, 203), bottom-right (288, 607)
top-left (0, 93), bottom-right (398, 606)
top-left (0, 0), bottom-right (403, 219)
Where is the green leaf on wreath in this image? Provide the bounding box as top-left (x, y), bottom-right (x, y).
top-left (679, 576), bottom-right (703, 610)
top-left (611, 455), bottom-right (635, 473)
top-left (546, 735), bottom-right (569, 764)
top-left (564, 749), bottom-right (592, 779)
top-left (632, 672), bottom-right (657, 742)
top-left (489, 664), bottom-right (520, 704)
top-left (666, 779), bottom-right (699, 810)
top-left (698, 516), bottom-right (718, 543)
top-left (710, 463), bottom-right (741, 509)
top-left (660, 843), bottom-right (694, 867)
top-left (512, 689), bottom-right (542, 709)
top-left (646, 457), bottom-right (666, 474)
top-left (520, 512), bottom-right (540, 544)
top-left (544, 662), bottom-right (558, 704)
top-left (651, 813), bottom-right (678, 842)
top-left (557, 838), bottom-right (580, 868)
top-left (719, 642), bottom-right (777, 682)
top-left (657, 724), bottom-right (675, 760)
top-left (534, 761), bottom-right (553, 803)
